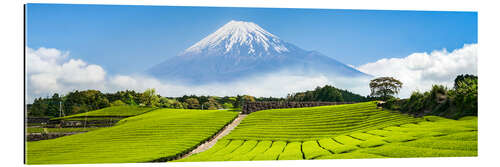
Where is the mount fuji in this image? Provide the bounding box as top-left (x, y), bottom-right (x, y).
top-left (147, 20), bottom-right (369, 84)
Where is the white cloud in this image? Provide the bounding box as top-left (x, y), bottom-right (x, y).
top-left (106, 72), bottom-right (371, 99)
top-left (357, 44), bottom-right (477, 98)
top-left (26, 46), bottom-right (372, 103)
top-left (31, 44), bottom-right (477, 103)
top-left (26, 47), bottom-right (106, 101)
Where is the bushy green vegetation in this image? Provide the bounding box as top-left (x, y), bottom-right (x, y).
top-left (287, 85), bottom-right (368, 102)
top-left (253, 141), bottom-right (287, 160)
top-left (278, 142), bottom-right (303, 160)
top-left (26, 109), bottom-right (238, 164)
top-left (383, 74), bottom-right (478, 119)
top-left (177, 103), bottom-right (476, 162)
top-left (28, 89), bottom-right (253, 117)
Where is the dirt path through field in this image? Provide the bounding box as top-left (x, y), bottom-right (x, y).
top-left (178, 113), bottom-right (247, 160)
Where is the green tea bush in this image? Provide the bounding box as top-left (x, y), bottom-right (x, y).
top-left (226, 102), bottom-right (420, 141)
top-left (318, 138), bottom-right (357, 154)
top-left (302, 141), bottom-right (332, 159)
top-left (358, 139), bottom-right (387, 148)
top-left (316, 151), bottom-right (385, 159)
top-left (278, 142), bottom-right (303, 160)
top-left (253, 141), bottom-right (287, 160)
top-left (176, 102), bottom-right (477, 162)
top-left (229, 141), bottom-right (272, 161)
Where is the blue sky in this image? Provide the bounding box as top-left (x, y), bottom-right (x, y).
top-left (26, 4), bottom-right (477, 75)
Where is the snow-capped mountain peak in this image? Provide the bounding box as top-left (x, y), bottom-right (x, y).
top-left (148, 20), bottom-right (370, 84)
top-left (183, 20), bottom-right (289, 56)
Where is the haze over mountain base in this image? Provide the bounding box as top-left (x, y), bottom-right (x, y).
top-left (147, 20), bottom-right (369, 84)
top-left (26, 42), bottom-right (477, 103)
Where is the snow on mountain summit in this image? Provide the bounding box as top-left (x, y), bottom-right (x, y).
top-left (183, 20), bottom-right (289, 56)
top-left (148, 20), bottom-right (370, 84)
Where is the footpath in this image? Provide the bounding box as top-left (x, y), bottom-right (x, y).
top-left (177, 114), bottom-right (247, 160)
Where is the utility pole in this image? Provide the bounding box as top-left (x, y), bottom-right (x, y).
top-left (59, 101), bottom-right (65, 117)
top-left (59, 101), bottom-right (62, 118)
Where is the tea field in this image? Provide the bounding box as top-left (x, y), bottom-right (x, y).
top-left (26, 109), bottom-right (239, 164)
top-left (177, 102), bottom-right (477, 162)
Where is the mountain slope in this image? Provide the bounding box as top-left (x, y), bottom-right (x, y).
top-left (148, 20), bottom-right (369, 84)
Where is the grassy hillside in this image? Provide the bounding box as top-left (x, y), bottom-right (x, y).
top-left (226, 102), bottom-right (421, 141)
top-left (26, 109), bottom-right (238, 164)
top-left (177, 102), bottom-right (477, 162)
top-left (51, 106), bottom-right (156, 120)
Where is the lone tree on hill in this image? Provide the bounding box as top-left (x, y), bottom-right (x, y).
top-left (369, 77), bottom-right (403, 101)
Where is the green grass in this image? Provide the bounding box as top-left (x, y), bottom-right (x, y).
top-left (26, 109), bottom-right (238, 164)
top-left (51, 106), bottom-right (156, 120)
top-left (177, 102), bottom-right (477, 162)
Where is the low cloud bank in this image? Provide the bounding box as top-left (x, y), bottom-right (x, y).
top-left (26, 44), bottom-right (477, 103)
top-left (26, 47), bottom-right (371, 103)
top-left (357, 43), bottom-right (477, 97)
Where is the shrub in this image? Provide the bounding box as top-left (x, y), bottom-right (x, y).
top-left (110, 100), bottom-right (126, 106)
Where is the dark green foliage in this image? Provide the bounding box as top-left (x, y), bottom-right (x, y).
top-left (449, 76), bottom-right (478, 117)
top-left (454, 74), bottom-right (478, 90)
top-left (141, 88), bottom-right (160, 107)
top-left (385, 74), bottom-right (477, 119)
top-left (62, 90), bottom-right (110, 116)
top-left (28, 84), bottom-right (365, 117)
top-left (287, 85), bottom-right (367, 102)
top-left (104, 90), bottom-right (140, 105)
top-left (110, 100), bottom-right (126, 106)
top-left (369, 77), bottom-right (403, 101)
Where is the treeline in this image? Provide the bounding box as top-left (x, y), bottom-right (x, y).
top-left (287, 85), bottom-right (368, 102)
top-left (27, 89), bottom-right (259, 117)
top-left (384, 74), bottom-right (478, 119)
top-left (27, 85), bottom-right (366, 118)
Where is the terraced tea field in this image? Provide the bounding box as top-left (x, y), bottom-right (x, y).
top-left (225, 102), bottom-right (421, 141)
top-left (177, 102), bottom-right (477, 162)
top-left (26, 109), bottom-right (239, 164)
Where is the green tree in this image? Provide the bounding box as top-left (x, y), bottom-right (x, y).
top-left (222, 102), bottom-right (234, 109)
top-left (202, 97), bottom-right (220, 110)
top-left (454, 74), bottom-right (478, 89)
top-left (369, 77), bottom-right (403, 101)
top-left (185, 98), bottom-right (200, 109)
top-left (449, 76), bottom-right (478, 116)
top-left (111, 100), bottom-right (126, 106)
top-left (141, 88), bottom-right (159, 107)
top-left (242, 95), bottom-right (256, 102)
top-left (158, 97), bottom-right (172, 108)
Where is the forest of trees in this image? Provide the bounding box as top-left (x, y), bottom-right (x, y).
top-left (27, 85), bottom-right (367, 118)
top-left (27, 89), bottom-right (271, 118)
top-left (286, 85), bottom-right (368, 102)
